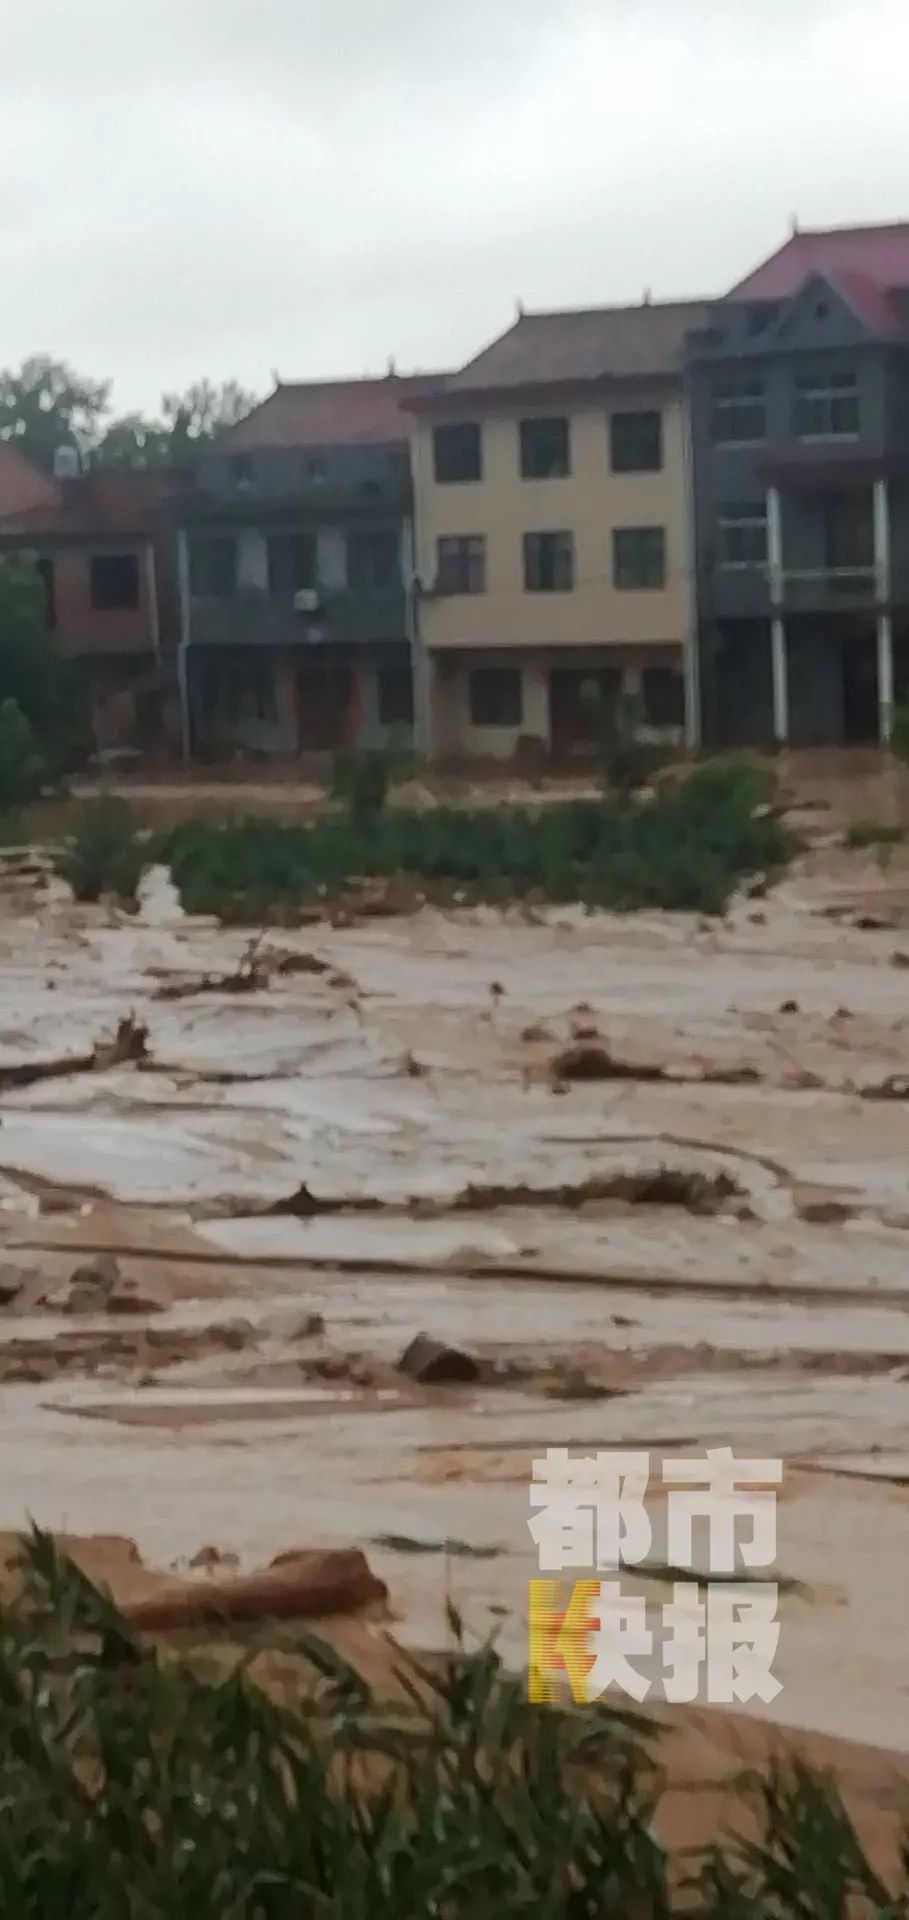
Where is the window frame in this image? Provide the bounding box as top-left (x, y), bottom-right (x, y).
top-left (612, 525), bottom-right (667, 592)
top-left (523, 530), bottom-right (575, 593)
top-left (710, 376), bottom-right (767, 447)
top-left (793, 367), bottom-right (860, 442)
top-left (519, 415), bottom-right (571, 480)
top-left (432, 422), bottom-right (482, 485)
top-left (469, 665), bottom-right (523, 729)
top-left (609, 409), bottom-right (663, 474)
top-left (436, 534), bottom-right (486, 596)
top-left (717, 503), bottom-right (769, 571)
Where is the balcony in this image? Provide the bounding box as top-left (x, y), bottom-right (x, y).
top-left (779, 567), bottom-right (879, 612)
top-left (189, 583), bottom-right (408, 650)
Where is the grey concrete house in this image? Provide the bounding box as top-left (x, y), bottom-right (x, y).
top-left (176, 375), bottom-right (437, 758)
top-left (686, 223), bottom-right (909, 747)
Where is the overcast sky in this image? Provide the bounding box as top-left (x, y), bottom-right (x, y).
top-left (1, 0), bottom-right (906, 413)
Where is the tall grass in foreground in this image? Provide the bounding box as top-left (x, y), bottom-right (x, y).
top-left (0, 1528), bottom-right (905, 1916)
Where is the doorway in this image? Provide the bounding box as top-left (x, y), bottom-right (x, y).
top-left (297, 661), bottom-right (353, 751)
top-left (549, 666), bottom-right (622, 760)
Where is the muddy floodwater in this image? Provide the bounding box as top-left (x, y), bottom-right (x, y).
top-left (4, 797), bottom-right (909, 1755)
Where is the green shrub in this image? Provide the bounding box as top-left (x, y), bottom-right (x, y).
top-left (843, 819), bottom-right (904, 850)
top-left (0, 696), bottom-right (45, 813)
top-left (0, 1529), bottom-right (904, 1918)
top-left (332, 748), bottom-right (390, 819)
top-left (57, 796), bottom-right (144, 904)
top-left (159, 759), bottom-right (792, 924)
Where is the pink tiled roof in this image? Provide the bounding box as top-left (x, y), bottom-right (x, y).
top-left (732, 223), bottom-right (909, 334)
top-left (225, 374), bottom-right (444, 452)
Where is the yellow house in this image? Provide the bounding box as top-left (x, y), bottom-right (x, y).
top-left (409, 299), bottom-right (709, 760)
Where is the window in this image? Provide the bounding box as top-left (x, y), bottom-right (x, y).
top-left (230, 453), bottom-right (254, 488)
top-left (347, 528), bottom-right (400, 590)
top-left (190, 537), bottom-right (237, 597)
top-left (610, 410), bottom-right (663, 473)
top-left (717, 503), bottom-right (768, 569)
top-left (523, 530), bottom-right (574, 592)
top-left (378, 665), bottom-right (414, 727)
top-left (469, 666), bottom-right (523, 728)
top-left (433, 422), bottom-right (482, 484)
top-left (90, 553), bottom-right (140, 611)
top-left (37, 556), bottom-right (56, 630)
top-left (613, 526), bottom-right (666, 590)
top-left (267, 532), bottom-right (317, 594)
top-left (711, 376), bottom-right (766, 445)
top-left (642, 665), bottom-right (684, 728)
top-left (305, 456), bottom-right (328, 484)
top-left (519, 416), bottom-right (570, 479)
top-left (436, 535), bottom-right (486, 595)
top-left (794, 368), bottom-right (859, 440)
top-left (223, 663), bottom-right (276, 725)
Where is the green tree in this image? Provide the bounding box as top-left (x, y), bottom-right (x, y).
top-left (0, 554), bottom-right (90, 773)
top-left (93, 411), bottom-right (172, 470)
top-left (161, 378), bottom-right (258, 458)
top-left (0, 356), bottom-right (109, 471)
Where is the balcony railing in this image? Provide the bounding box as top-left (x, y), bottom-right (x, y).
top-left (189, 584), bottom-right (408, 649)
top-left (777, 567), bottom-right (878, 611)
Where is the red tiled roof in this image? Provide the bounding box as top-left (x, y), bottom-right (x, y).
top-left (0, 467), bottom-right (186, 539)
top-left (415, 300), bottom-right (711, 400)
top-left (224, 375), bottom-right (444, 452)
top-left (731, 223), bottom-right (909, 334)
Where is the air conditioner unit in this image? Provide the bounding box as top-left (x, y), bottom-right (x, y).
top-left (294, 588), bottom-right (320, 614)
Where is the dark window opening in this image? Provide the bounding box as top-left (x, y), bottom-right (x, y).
top-left (90, 552), bottom-right (140, 611)
top-left (436, 534), bottom-right (486, 594)
top-left (523, 530), bottom-right (574, 592)
top-left (378, 665), bottom-right (414, 727)
top-left (218, 662), bottom-right (276, 726)
top-left (306, 456), bottom-right (328, 484)
top-left (642, 665), bottom-right (684, 728)
top-left (433, 422), bottom-right (482, 484)
top-left (717, 503), bottom-right (768, 569)
top-left (519, 416), bottom-right (570, 479)
top-left (347, 528), bottom-right (400, 591)
top-left (711, 376), bottom-right (766, 445)
top-left (470, 666), bottom-right (523, 728)
top-left (36, 556), bottom-right (56, 630)
top-left (794, 367), bottom-right (859, 439)
top-left (613, 526), bottom-right (666, 591)
top-left (190, 536), bottom-right (237, 597)
top-left (610, 410), bottom-right (663, 473)
top-left (267, 532), bottom-right (317, 595)
top-left (823, 494), bottom-right (874, 592)
top-left (231, 453), bottom-right (254, 488)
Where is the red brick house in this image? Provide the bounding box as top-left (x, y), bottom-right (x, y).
top-left (0, 445), bottom-right (184, 752)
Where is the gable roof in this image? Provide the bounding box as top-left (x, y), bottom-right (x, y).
top-left (224, 375), bottom-right (444, 453)
top-left (731, 223), bottom-right (909, 335)
top-left (420, 300), bottom-right (711, 400)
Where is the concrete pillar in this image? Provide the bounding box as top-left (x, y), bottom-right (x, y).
top-left (317, 528), bottom-right (347, 590)
top-left (874, 479), bottom-right (893, 743)
top-left (237, 529), bottom-right (268, 591)
top-left (680, 390), bottom-right (701, 748)
top-left (771, 618), bottom-right (789, 745)
top-left (766, 487), bottom-right (788, 744)
top-left (175, 528), bottom-right (192, 760)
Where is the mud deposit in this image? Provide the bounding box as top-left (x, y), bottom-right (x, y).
top-left (3, 813), bottom-right (909, 1756)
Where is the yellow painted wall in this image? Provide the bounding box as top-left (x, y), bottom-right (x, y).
top-left (412, 389), bottom-right (689, 655)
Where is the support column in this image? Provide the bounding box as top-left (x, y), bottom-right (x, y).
top-left (874, 478), bottom-right (893, 743)
top-left (766, 487), bottom-right (788, 744)
top-left (175, 528), bottom-right (192, 761)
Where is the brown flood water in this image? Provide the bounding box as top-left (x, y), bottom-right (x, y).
top-left (2, 762), bottom-right (909, 1758)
